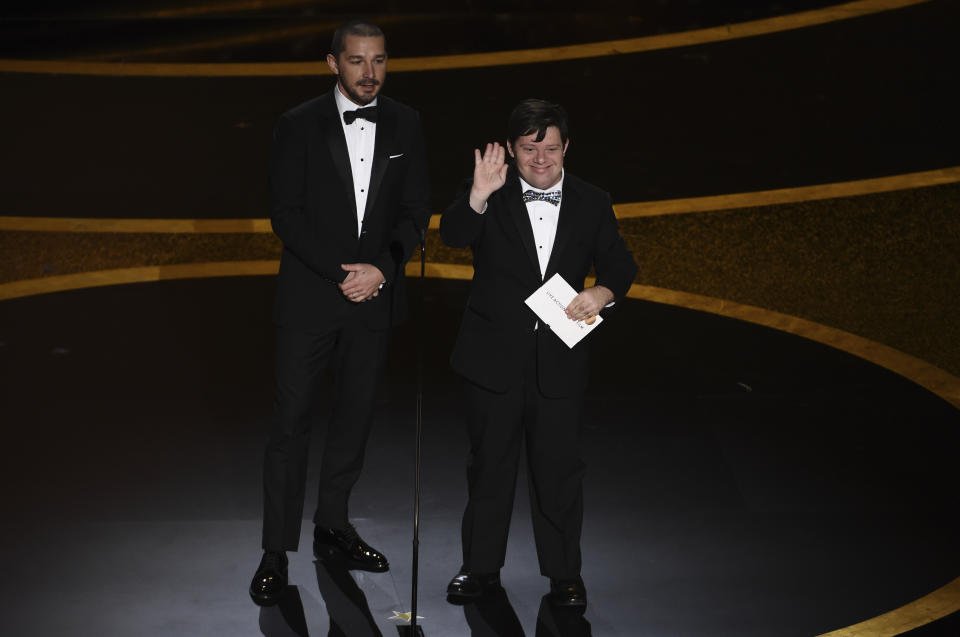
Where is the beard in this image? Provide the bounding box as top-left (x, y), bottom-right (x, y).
top-left (340, 78), bottom-right (381, 106)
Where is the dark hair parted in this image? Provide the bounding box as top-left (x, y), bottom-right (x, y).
top-left (330, 20), bottom-right (385, 58)
top-left (507, 99), bottom-right (568, 146)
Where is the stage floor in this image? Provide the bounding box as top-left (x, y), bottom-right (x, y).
top-left (0, 276), bottom-right (956, 636)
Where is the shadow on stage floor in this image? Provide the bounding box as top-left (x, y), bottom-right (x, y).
top-left (0, 276), bottom-right (957, 636)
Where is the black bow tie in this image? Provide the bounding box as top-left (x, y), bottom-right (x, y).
top-left (343, 106), bottom-right (378, 125)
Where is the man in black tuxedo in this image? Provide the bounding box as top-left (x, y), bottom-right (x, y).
top-left (440, 99), bottom-right (636, 608)
top-left (249, 20), bottom-right (431, 606)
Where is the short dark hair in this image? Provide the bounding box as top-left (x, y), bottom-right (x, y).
top-left (507, 99), bottom-right (568, 146)
top-left (330, 20), bottom-right (385, 58)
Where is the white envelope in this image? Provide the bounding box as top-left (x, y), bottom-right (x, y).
top-left (524, 273), bottom-right (603, 348)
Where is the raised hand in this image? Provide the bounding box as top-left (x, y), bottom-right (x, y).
top-left (469, 142), bottom-right (508, 212)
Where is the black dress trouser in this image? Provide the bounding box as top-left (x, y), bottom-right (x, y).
top-left (262, 322), bottom-right (388, 552)
top-left (460, 334), bottom-right (586, 579)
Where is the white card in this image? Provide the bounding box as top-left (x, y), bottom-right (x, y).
top-left (524, 273), bottom-right (603, 348)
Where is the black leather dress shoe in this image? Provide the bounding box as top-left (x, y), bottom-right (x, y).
top-left (446, 568), bottom-right (502, 599)
top-left (549, 577), bottom-right (587, 608)
top-left (249, 551), bottom-right (288, 606)
top-left (313, 523), bottom-right (389, 572)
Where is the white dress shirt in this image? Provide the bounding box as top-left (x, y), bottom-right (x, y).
top-left (520, 171), bottom-right (564, 280)
top-left (334, 86), bottom-right (377, 237)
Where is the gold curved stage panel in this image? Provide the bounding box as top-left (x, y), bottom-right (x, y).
top-left (817, 577), bottom-right (960, 636)
top-left (0, 0), bottom-right (929, 77)
top-left (0, 260), bottom-right (278, 300)
top-left (613, 165), bottom-right (960, 219)
top-left (0, 217), bottom-right (274, 233)
top-left (2, 165), bottom-right (956, 233)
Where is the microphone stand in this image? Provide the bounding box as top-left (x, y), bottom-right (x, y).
top-left (399, 231), bottom-right (426, 637)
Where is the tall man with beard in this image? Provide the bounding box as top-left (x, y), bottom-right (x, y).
top-left (440, 99), bottom-right (636, 608)
top-left (249, 20), bottom-right (431, 606)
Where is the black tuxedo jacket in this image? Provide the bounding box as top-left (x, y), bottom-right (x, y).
top-left (270, 90), bottom-right (431, 331)
top-left (440, 168), bottom-right (637, 398)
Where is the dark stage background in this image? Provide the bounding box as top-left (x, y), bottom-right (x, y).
top-left (1, 2), bottom-right (958, 635)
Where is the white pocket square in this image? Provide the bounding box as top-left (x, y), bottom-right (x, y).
top-left (388, 153), bottom-right (404, 159)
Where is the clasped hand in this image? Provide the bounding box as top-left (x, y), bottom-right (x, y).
top-left (339, 263), bottom-right (385, 302)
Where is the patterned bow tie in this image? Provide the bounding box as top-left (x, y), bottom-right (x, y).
top-left (343, 106), bottom-right (378, 125)
top-left (522, 189), bottom-right (562, 206)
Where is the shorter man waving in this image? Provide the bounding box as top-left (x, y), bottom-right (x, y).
top-left (440, 99), bottom-right (637, 608)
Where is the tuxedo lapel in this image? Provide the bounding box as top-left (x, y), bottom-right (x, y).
top-left (317, 91), bottom-right (358, 220)
top-left (505, 173), bottom-right (541, 278)
top-left (544, 181), bottom-right (578, 278)
top-left (364, 100), bottom-right (394, 222)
